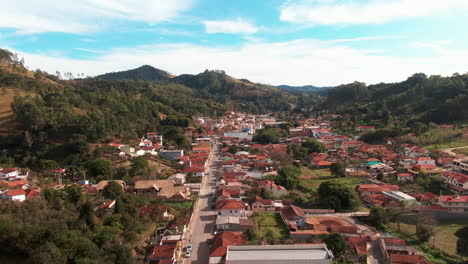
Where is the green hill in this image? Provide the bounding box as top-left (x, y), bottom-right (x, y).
top-left (98, 67), bottom-right (292, 114)
top-left (324, 73), bottom-right (468, 125)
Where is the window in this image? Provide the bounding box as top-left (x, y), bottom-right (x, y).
top-left (230, 210), bottom-right (232, 213)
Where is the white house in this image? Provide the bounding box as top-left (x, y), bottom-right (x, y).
top-left (217, 200), bottom-right (247, 217)
top-left (413, 157), bottom-right (436, 166)
top-left (168, 173), bottom-right (186, 185)
top-left (139, 140), bottom-right (153, 147)
top-left (1, 189), bottom-right (26, 202)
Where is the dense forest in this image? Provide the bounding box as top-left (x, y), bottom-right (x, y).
top-left (99, 67), bottom-right (292, 114)
top-left (325, 73), bottom-right (468, 125)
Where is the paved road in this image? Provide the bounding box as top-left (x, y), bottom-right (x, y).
top-left (443, 145), bottom-right (468, 156)
top-left (184, 141), bottom-right (220, 264)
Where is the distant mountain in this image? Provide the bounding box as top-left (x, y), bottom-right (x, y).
top-left (277, 85), bottom-right (332, 92)
top-left (97, 65), bottom-right (173, 83)
top-left (97, 66), bottom-right (293, 114)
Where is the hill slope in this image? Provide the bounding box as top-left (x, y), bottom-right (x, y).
top-left (98, 67), bottom-right (293, 113)
top-left (324, 73), bottom-right (468, 125)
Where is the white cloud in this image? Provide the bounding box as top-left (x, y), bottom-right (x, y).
top-left (280, 0), bottom-right (468, 25)
top-left (0, 0), bottom-right (194, 34)
top-left (203, 19), bottom-right (258, 34)
top-left (12, 39), bottom-right (468, 86)
top-left (408, 40), bottom-right (452, 49)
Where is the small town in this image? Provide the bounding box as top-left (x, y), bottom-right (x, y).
top-left (2, 110), bottom-right (467, 264)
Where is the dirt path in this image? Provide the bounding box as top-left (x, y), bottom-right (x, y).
top-left (442, 146), bottom-right (468, 156)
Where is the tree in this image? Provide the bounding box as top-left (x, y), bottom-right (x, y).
top-left (89, 159), bottom-right (112, 179)
top-left (455, 225), bottom-right (468, 256)
top-left (302, 139), bottom-right (326, 153)
top-left (29, 242), bottom-right (67, 264)
top-left (324, 233), bottom-right (348, 257)
top-left (102, 181), bottom-right (124, 199)
top-left (368, 207), bottom-right (386, 228)
top-left (64, 184), bottom-right (83, 204)
top-left (276, 165), bottom-right (301, 189)
top-left (416, 214), bottom-right (436, 242)
top-left (317, 181), bottom-right (358, 211)
top-left (129, 156), bottom-right (149, 176)
top-left (377, 172), bottom-right (384, 181)
top-left (253, 128), bottom-right (280, 144)
top-left (114, 197), bottom-right (124, 214)
top-left (330, 161), bottom-right (346, 177)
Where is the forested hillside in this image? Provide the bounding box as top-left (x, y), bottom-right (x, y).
top-left (325, 73), bottom-right (468, 125)
top-left (0, 48), bottom-right (225, 171)
top-left (99, 67), bottom-right (292, 113)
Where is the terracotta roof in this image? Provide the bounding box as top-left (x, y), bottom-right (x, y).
top-left (390, 253), bottom-right (427, 264)
top-left (0, 179), bottom-right (28, 188)
top-left (347, 236), bottom-right (367, 254)
top-left (5, 189), bottom-right (26, 196)
top-left (280, 204), bottom-right (305, 220)
top-left (0, 168), bottom-right (21, 174)
top-left (147, 244), bottom-right (176, 259)
top-left (384, 238), bottom-right (407, 245)
top-left (439, 195), bottom-right (468, 203)
top-left (217, 199), bottom-right (245, 210)
top-left (209, 231), bottom-right (246, 257)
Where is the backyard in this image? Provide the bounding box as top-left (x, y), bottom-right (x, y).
top-left (387, 220), bottom-right (467, 264)
top-left (248, 213), bottom-right (289, 244)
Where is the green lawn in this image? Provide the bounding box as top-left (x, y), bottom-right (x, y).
top-left (387, 220), bottom-right (467, 263)
top-left (249, 213), bottom-right (289, 243)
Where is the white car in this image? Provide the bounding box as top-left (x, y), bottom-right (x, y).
top-left (187, 244), bottom-right (192, 252)
top-left (185, 251), bottom-right (191, 258)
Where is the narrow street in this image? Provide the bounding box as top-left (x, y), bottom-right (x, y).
top-left (184, 139), bottom-right (220, 264)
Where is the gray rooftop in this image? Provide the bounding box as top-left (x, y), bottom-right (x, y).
top-left (226, 244), bottom-right (333, 264)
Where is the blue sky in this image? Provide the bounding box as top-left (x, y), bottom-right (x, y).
top-left (1, 0), bottom-right (468, 86)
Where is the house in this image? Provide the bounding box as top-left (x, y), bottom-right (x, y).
top-left (217, 199), bottom-right (246, 217)
top-left (258, 180), bottom-right (288, 197)
top-left (389, 254), bottom-right (429, 264)
top-left (356, 126), bottom-right (375, 132)
top-left (209, 231), bottom-right (247, 264)
top-left (48, 168), bottom-right (66, 178)
top-left (139, 140), bottom-right (153, 147)
top-left (280, 204), bottom-right (307, 230)
top-left (441, 172), bottom-right (468, 194)
top-left (437, 195), bottom-right (468, 213)
top-left (0, 189), bottom-right (26, 202)
top-left (0, 168), bottom-right (28, 181)
top-left (159, 150), bottom-right (184, 161)
top-left (96, 180), bottom-right (126, 192)
top-left (250, 196), bottom-right (283, 212)
top-left (181, 167), bottom-right (205, 177)
top-left (409, 164), bottom-right (442, 174)
top-left (215, 216), bottom-right (243, 232)
top-left (95, 200), bottom-right (116, 214)
top-left (146, 132), bottom-right (163, 145)
top-left (413, 157), bottom-right (435, 166)
top-left (168, 173), bottom-right (186, 185)
top-left (452, 157), bottom-right (468, 175)
top-left (397, 173), bottom-right (414, 181)
top-left (146, 244), bottom-right (179, 264)
top-left (225, 244), bottom-right (333, 264)
top-left (134, 179), bottom-right (191, 201)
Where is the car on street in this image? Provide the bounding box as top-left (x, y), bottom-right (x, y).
top-left (185, 251), bottom-right (191, 258)
top-left (187, 244), bottom-right (192, 252)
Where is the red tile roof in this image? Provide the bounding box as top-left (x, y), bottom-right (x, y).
top-left (147, 244), bottom-right (176, 259)
top-left (209, 231), bottom-right (246, 257)
top-left (217, 199), bottom-right (245, 210)
top-left (280, 204), bottom-right (305, 220)
top-left (5, 189), bottom-right (26, 197)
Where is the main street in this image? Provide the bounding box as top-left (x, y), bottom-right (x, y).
top-left (184, 139), bottom-right (220, 264)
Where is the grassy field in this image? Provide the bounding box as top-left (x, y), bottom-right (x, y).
top-left (388, 220), bottom-right (467, 263)
top-left (453, 147), bottom-right (468, 156)
top-left (424, 139), bottom-right (468, 151)
top-left (0, 88), bottom-right (35, 135)
top-left (300, 167), bottom-right (364, 191)
top-left (249, 213), bottom-right (289, 243)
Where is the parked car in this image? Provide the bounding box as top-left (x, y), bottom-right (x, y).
top-left (187, 244), bottom-right (192, 252)
top-left (185, 251), bottom-right (191, 258)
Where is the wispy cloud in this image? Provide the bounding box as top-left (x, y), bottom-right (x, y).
top-left (280, 0), bottom-right (468, 25)
top-left (202, 19), bottom-right (258, 34)
top-left (0, 0), bottom-right (195, 34)
top-left (74, 48), bottom-right (102, 54)
top-left (13, 38), bottom-right (468, 86)
top-left (408, 40), bottom-right (452, 49)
